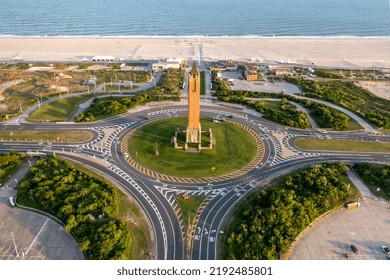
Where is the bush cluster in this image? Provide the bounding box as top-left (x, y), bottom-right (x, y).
top-left (225, 163), bottom-right (352, 260)
top-left (17, 157), bottom-right (132, 260)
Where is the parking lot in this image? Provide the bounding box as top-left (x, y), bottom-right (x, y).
top-left (289, 197), bottom-right (390, 260)
top-left (0, 191), bottom-right (84, 260)
top-left (221, 71), bottom-right (302, 94)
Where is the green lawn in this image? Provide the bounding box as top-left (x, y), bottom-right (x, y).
top-left (294, 138), bottom-right (390, 153)
top-left (116, 187), bottom-right (152, 259)
top-left (260, 100), bottom-right (293, 114)
top-left (28, 95), bottom-right (91, 122)
top-left (128, 117), bottom-right (258, 177)
top-left (0, 130), bottom-right (93, 143)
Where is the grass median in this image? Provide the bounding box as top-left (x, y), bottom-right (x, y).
top-left (0, 130), bottom-right (93, 143)
top-left (28, 95), bottom-right (91, 122)
top-left (294, 138), bottom-right (390, 153)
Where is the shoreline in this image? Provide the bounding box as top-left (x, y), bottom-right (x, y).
top-left (1, 35), bottom-right (390, 39)
top-left (0, 36), bottom-right (389, 68)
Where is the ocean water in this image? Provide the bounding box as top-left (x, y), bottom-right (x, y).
top-left (0, 0), bottom-right (389, 36)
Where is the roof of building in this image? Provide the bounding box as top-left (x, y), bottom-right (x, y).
top-left (190, 63), bottom-right (198, 75)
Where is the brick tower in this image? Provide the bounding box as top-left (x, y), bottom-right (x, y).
top-left (186, 63), bottom-right (202, 143)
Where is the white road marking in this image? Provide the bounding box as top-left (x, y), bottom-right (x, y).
top-left (25, 219), bottom-right (49, 255)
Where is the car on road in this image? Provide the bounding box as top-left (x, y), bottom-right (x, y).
top-left (381, 245), bottom-right (389, 254)
top-left (123, 152), bottom-right (129, 158)
top-left (350, 244), bottom-right (358, 253)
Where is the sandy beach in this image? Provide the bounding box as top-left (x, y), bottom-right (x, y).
top-left (0, 36), bottom-right (389, 68)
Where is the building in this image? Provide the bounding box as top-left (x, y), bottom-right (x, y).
top-left (91, 56), bottom-right (116, 62)
top-left (209, 62), bottom-right (227, 72)
top-left (244, 64), bottom-right (258, 81)
top-left (275, 67), bottom-right (293, 76)
top-left (152, 58), bottom-right (185, 71)
top-left (209, 61), bottom-right (238, 72)
top-left (186, 63), bottom-right (202, 143)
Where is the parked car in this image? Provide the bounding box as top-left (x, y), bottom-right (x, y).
top-left (381, 245), bottom-right (389, 254)
top-left (350, 244), bottom-right (358, 253)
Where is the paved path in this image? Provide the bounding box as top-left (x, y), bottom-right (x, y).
top-left (67, 72), bottom-right (163, 121)
top-left (346, 170), bottom-right (374, 198)
top-left (294, 95), bottom-right (376, 132)
top-left (3, 72), bottom-right (163, 124)
top-left (1, 159), bottom-right (37, 193)
top-left (248, 98), bottom-right (319, 128)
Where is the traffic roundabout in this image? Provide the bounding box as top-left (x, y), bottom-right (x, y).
top-left (121, 116), bottom-right (266, 184)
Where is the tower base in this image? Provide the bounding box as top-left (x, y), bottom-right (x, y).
top-left (186, 124), bottom-right (202, 143)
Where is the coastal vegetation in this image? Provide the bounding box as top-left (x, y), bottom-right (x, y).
top-left (75, 94), bottom-right (180, 121)
top-left (155, 69), bottom-right (185, 95)
top-left (216, 95), bottom-right (311, 129)
top-left (295, 99), bottom-right (349, 131)
top-left (313, 68), bottom-right (343, 79)
top-left (353, 163), bottom-right (390, 200)
top-left (211, 75), bottom-right (361, 131)
top-left (251, 99), bottom-right (311, 129)
top-left (93, 70), bottom-right (151, 84)
top-left (0, 152), bottom-right (27, 185)
top-left (286, 78), bottom-right (390, 129)
top-left (224, 163), bottom-right (357, 260)
top-left (74, 69), bottom-right (184, 121)
top-left (17, 157), bottom-right (132, 260)
top-left (103, 85), bottom-right (139, 92)
top-left (0, 62), bottom-right (153, 121)
top-left (128, 117), bottom-right (258, 177)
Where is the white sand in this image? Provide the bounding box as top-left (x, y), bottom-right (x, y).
top-left (357, 81), bottom-right (390, 100)
top-left (0, 37), bottom-right (389, 68)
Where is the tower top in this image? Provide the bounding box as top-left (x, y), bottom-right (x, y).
top-left (190, 62), bottom-right (198, 75)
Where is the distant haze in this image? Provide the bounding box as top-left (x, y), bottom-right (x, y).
top-left (0, 0), bottom-right (389, 36)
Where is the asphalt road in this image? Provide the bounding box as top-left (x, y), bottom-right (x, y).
top-left (1, 76), bottom-right (389, 260)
